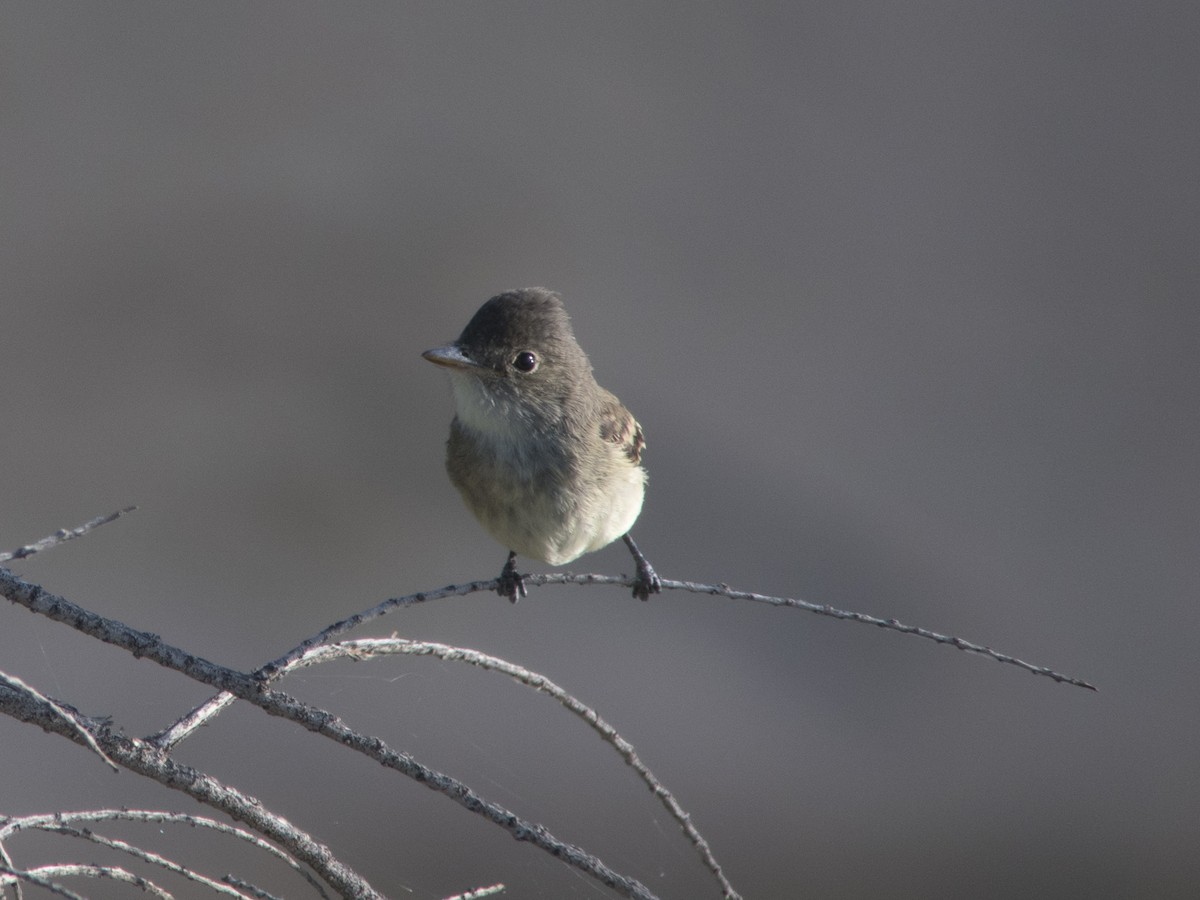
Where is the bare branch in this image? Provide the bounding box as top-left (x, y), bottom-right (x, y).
top-left (0, 685), bottom-right (381, 900)
top-left (146, 555), bottom-right (1091, 751)
top-left (0, 670), bottom-right (118, 771)
top-left (261, 572), bottom-right (1094, 691)
top-left (36, 825), bottom-right (255, 898)
top-left (502, 573), bottom-right (1098, 690)
top-left (656, 576), bottom-right (1096, 690)
top-left (0, 863), bottom-right (88, 900)
top-left (7, 862), bottom-right (170, 898)
top-left (0, 841), bottom-right (22, 900)
top-left (442, 885), bottom-right (506, 900)
top-left (223, 875), bottom-right (287, 900)
top-left (151, 691), bottom-right (237, 750)
top-left (0, 810), bottom-right (330, 899)
top-left (295, 638), bottom-right (741, 900)
top-left (256, 578), bottom-right (500, 679)
top-left (220, 868), bottom-right (289, 898)
top-left (0, 511), bottom-right (1091, 899)
top-left (0, 507), bottom-right (137, 563)
top-left (157, 577), bottom-right (511, 747)
top-left (1, 509), bottom-right (1093, 691)
top-left (0, 570), bottom-right (660, 900)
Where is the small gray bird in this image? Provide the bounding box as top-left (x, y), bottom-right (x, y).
top-left (423, 288), bottom-right (661, 602)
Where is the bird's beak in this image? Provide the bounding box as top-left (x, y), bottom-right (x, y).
top-left (422, 345), bottom-right (479, 369)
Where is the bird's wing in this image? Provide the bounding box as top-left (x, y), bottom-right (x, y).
top-left (597, 391), bottom-right (645, 465)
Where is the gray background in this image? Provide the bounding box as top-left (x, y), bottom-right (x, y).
top-left (3, 4), bottom-right (1196, 898)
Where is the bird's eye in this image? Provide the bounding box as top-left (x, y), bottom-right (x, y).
top-left (513, 351), bottom-right (538, 373)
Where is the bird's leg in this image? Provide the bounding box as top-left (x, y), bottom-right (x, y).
top-left (497, 550), bottom-right (528, 603)
top-left (622, 534), bottom-right (662, 601)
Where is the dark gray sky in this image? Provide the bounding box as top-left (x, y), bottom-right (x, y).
top-left (3, 4), bottom-right (1197, 897)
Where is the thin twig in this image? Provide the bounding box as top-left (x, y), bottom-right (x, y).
top-left (0, 810), bottom-right (329, 899)
top-left (256, 570), bottom-right (1094, 690)
top-left (157, 578), bottom-right (499, 747)
top-left (442, 885), bottom-right (506, 900)
top-left (0, 507), bottom-right (137, 563)
top-left (223, 875), bottom-right (286, 900)
top-left (523, 573), bottom-right (1097, 690)
top-left (151, 691), bottom-right (238, 749)
top-left (0, 670), bottom-right (118, 771)
top-left (0, 863), bottom-right (88, 900)
top-left (5, 863), bottom-right (170, 898)
top-left (0, 839), bottom-right (23, 900)
top-left (256, 579), bottom-right (498, 678)
top-left (39, 826), bottom-right (256, 898)
top-left (295, 638), bottom-right (741, 900)
top-left (265, 571), bottom-right (1094, 690)
top-left (657, 576), bottom-right (1096, 690)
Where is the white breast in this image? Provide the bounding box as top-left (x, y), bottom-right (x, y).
top-left (446, 369), bottom-right (647, 565)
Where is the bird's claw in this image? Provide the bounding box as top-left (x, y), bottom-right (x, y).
top-left (631, 559), bottom-right (662, 601)
top-left (497, 551), bottom-right (527, 603)
top-left (622, 533), bottom-right (661, 601)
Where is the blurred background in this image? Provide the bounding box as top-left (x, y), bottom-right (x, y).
top-left (2, 3), bottom-right (1196, 898)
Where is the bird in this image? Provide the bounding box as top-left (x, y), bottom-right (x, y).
top-left (422, 288), bottom-right (661, 602)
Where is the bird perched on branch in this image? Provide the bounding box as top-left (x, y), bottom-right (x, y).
top-left (423, 288), bottom-right (660, 602)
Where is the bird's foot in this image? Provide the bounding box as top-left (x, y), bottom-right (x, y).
top-left (631, 561), bottom-right (662, 601)
top-left (623, 534), bottom-right (662, 601)
top-left (497, 551), bottom-right (527, 603)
